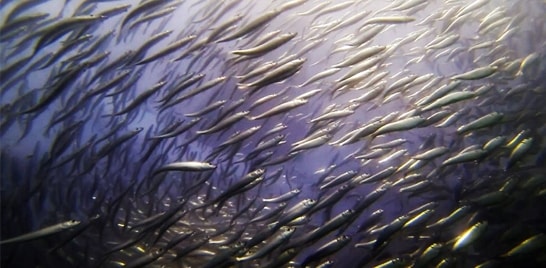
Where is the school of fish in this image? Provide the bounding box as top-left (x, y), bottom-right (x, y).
top-left (1, 0), bottom-right (546, 267)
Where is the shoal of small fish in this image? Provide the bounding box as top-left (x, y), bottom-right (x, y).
top-left (1, 0), bottom-right (546, 267)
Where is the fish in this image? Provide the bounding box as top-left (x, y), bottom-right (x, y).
top-left (442, 147), bottom-right (488, 166)
top-left (456, 112), bottom-right (504, 134)
top-left (332, 45), bottom-right (387, 68)
top-left (135, 34), bottom-right (196, 65)
top-left (248, 98), bottom-right (308, 120)
top-left (39, 34), bottom-right (93, 69)
top-left (372, 116), bottom-right (426, 138)
top-left (309, 184), bottom-right (354, 215)
top-left (125, 29), bottom-right (173, 65)
top-left (452, 221), bottom-right (488, 251)
top-left (451, 65), bottom-right (498, 80)
top-left (0, 220), bottom-right (81, 245)
top-left (413, 243), bottom-right (443, 268)
top-left (416, 80), bottom-right (462, 106)
top-left (119, 0), bottom-right (169, 30)
top-left (361, 16), bottom-right (416, 27)
top-left (209, 168), bottom-right (265, 210)
top-left (96, 4), bottom-right (132, 18)
top-left (217, 9), bottom-right (282, 43)
top-left (357, 166), bottom-right (397, 184)
top-left (238, 58), bottom-right (306, 94)
top-left (501, 233), bottom-right (546, 257)
top-left (309, 1), bottom-right (357, 23)
top-left (231, 32), bottom-right (297, 56)
top-left (128, 6), bottom-right (178, 31)
top-left (33, 15), bottom-right (104, 55)
top-left (320, 170), bottom-right (358, 190)
top-left (2, 1), bottom-right (546, 268)
top-left (402, 208), bottom-right (435, 229)
top-left (299, 67), bottom-right (341, 87)
top-left (163, 76), bottom-right (227, 108)
top-left (237, 226), bottom-right (295, 262)
top-left (262, 189), bottom-right (301, 203)
top-left (300, 235), bottom-right (351, 267)
top-left (152, 161), bottom-right (216, 175)
top-left (196, 110), bottom-right (250, 135)
top-left (157, 73), bottom-right (205, 105)
top-left (20, 62), bottom-right (89, 114)
top-left (412, 146), bottom-right (449, 160)
top-left (420, 91), bottom-right (476, 112)
top-left (108, 80), bottom-right (167, 116)
top-left (274, 198), bottom-right (316, 228)
top-left (286, 209), bottom-right (355, 248)
top-left (506, 137), bottom-right (533, 169)
top-left (371, 215), bottom-right (411, 251)
top-left (349, 24), bottom-right (387, 46)
top-left (289, 133), bottom-right (331, 153)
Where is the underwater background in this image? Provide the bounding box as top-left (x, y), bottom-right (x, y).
top-left (1, 0), bottom-right (546, 267)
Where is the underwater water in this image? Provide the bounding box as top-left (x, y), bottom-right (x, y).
top-left (1, 0), bottom-right (546, 267)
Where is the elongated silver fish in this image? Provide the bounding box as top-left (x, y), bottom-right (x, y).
top-left (2, 1), bottom-right (545, 268)
top-left (0, 220), bottom-right (80, 245)
top-left (152, 161), bottom-right (216, 175)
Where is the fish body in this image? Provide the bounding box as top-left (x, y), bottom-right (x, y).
top-left (0, 220), bottom-right (80, 245)
top-left (33, 15), bottom-right (103, 55)
top-left (452, 221), bottom-right (488, 251)
top-left (452, 65), bottom-right (498, 80)
top-left (506, 138), bottom-right (533, 169)
top-left (232, 32), bottom-right (297, 56)
top-left (217, 10), bottom-right (282, 43)
top-left (239, 58), bottom-right (305, 94)
top-left (152, 161), bottom-right (216, 175)
top-left (249, 98), bottom-right (308, 120)
top-left (1, 1), bottom-right (546, 268)
top-left (196, 111), bottom-right (250, 135)
top-left (372, 116), bottom-right (426, 137)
